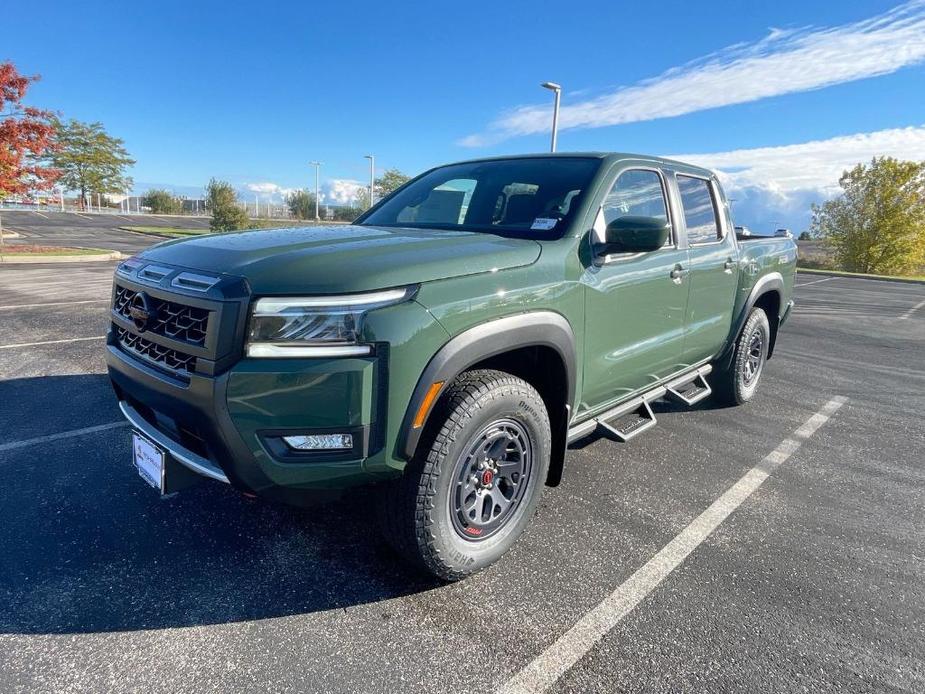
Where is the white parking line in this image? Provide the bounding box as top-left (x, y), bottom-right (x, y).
top-left (899, 299), bottom-right (925, 321)
top-left (12, 278), bottom-right (114, 287)
top-left (8, 279), bottom-right (113, 289)
top-left (6, 294), bottom-right (112, 305)
top-left (1, 283), bottom-right (113, 294)
top-left (0, 421), bottom-right (128, 453)
top-left (0, 299), bottom-right (110, 310)
top-left (794, 277), bottom-right (835, 287)
top-left (0, 336), bottom-right (105, 349)
top-left (498, 396), bottom-right (848, 694)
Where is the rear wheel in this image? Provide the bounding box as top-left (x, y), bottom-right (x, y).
top-left (378, 369), bottom-right (550, 581)
top-left (713, 307), bottom-right (770, 406)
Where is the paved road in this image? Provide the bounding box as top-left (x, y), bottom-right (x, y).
top-left (0, 210), bottom-right (211, 254)
top-left (0, 267), bottom-right (922, 693)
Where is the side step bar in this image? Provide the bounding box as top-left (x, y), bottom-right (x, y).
top-left (664, 370), bottom-right (712, 406)
top-left (567, 364), bottom-right (713, 444)
top-left (597, 399), bottom-right (657, 442)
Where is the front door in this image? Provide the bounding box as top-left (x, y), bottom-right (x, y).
top-left (580, 167), bottom-right (690, 413)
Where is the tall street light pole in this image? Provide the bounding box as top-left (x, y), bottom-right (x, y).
top-left (309, 161), bottom-right (322, 221)
top-left (540, 82), bottom-right (561, 153)
top-left (364, 154), bottom-right (375, 209)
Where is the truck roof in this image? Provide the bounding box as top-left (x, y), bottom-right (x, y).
top-left (443, 151), bottom-right (715, 178)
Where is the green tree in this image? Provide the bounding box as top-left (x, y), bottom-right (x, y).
top-left (333, 205), bottom-right (363, 222)
top-left (286, 189), bottom-right (317, 220)
top-left (143, 188), bottom-right (182, 214)
top-left (377, 168), bottom-right (410, 197)
top-left (810, 157), bottom-right (925, 275)
top-left (353, 169), bottom-right (410, 211)
top-left (798, 231), bottom-right (812, 241)
top-left (355, 186), bottom-right (371, 210)
top-left (206, 178), bottom-right (249, 231)
top-left (49, 119), bottom-right (134, 207)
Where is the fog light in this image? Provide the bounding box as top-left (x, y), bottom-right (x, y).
top-left (282, 434), bottom-right (353, 451)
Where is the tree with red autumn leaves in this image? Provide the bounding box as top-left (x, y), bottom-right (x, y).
top-left (0, 61), bottom-right (59, 199)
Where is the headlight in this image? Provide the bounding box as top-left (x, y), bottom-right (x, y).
top-left (246, 286), bottom-right (416, 358)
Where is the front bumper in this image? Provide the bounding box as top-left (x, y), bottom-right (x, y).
top-left (107, 337), bottom-right (387, 499)
top-left (119, 399), bottom-right (230, 484)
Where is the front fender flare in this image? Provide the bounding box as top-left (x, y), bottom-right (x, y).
top-left (398, 311), bottom-right (576, 460)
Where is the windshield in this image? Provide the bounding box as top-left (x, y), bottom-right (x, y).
top-left (359, 157), bottom-right (601, 239)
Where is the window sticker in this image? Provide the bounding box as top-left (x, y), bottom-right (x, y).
top-left (530, 217), bottom-right (558, 231)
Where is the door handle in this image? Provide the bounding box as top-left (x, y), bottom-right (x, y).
top-left (723, 258), bottom-right (736, 271)
top-left (670, 265), bottom-right (687, 281)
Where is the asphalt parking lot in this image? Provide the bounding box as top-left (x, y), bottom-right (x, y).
top-left (0, 243), bottom-right (923, 692)
top-left (0, 210), bottom-right (211, 254)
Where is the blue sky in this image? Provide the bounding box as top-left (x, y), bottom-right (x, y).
top-left (5, 0), bottom-right (925, 230)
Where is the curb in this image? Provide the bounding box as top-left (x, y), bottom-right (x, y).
top-left (796, 268), bottom-right (925, 286)
top-left (0, 251), bottom-right (124, 264)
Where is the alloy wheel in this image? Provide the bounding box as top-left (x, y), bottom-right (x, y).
top-left (742, 330), bottom-right (765, 386)
top-left (449, 419), bottom-right (533, 541)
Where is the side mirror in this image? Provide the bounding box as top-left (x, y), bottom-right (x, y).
top-left (602, 216), bottom-right (670, 254)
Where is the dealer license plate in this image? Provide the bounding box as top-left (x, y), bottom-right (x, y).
top-left (132, 432), bottom-right (164, 492)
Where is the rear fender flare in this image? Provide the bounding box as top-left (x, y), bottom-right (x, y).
top-left (719, 271), bottom-right (783, 367)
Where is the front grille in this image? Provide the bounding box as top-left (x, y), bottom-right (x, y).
top-left (116, 327), bottom-right (197, 374)
top-left (114, 286), bottom-right (209, 347)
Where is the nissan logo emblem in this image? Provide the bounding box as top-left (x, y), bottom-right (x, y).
top-left (128, 292), bottom-right (157, 332)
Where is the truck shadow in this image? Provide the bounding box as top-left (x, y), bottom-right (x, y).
top-left (0, 374), bottom-right (441, 636)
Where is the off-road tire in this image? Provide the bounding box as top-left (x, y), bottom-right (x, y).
top-left (377, 369), bottom-right (551, 581)
top-left (713, 307), bottom-right (771, 406)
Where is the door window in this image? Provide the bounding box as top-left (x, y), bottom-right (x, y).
top-left (599, 169), bottom-right (671, 248)
top-left (602, 169), bottom-right (670, 226)
top-left (677, 175), bottom-right (721, 244)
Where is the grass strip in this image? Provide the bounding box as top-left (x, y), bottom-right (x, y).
top-left (797, 267), bottom-right (925, 283)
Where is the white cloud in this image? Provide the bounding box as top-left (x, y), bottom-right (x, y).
top-left (672, 124), bottom-right (925, 192)
top-left (244, 182), bottom-right (298, 200)
top-left (246, 182), bottom-right (283, 195)
top-left (671, 124), bottom-right (925, 230)
top-left (460, 1), bottom-right (925, 146)
top-left (323, 179), bottom-right (366, 205)
top-left (244, 179), bottom-right (367, 205)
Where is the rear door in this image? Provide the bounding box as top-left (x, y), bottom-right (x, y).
top-left (672, 173), bottom-right (739, 365)
top-left (580, 166), bottom-right (690, 411)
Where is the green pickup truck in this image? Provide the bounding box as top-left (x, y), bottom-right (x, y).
top-left (108, 153), bottom-right (796, 580)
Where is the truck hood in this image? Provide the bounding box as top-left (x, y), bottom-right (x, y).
top-left (139, 224), bottom-right (542, 294)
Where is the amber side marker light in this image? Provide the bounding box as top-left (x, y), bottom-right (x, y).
top-left (413, 381), bottom-right (445, 428)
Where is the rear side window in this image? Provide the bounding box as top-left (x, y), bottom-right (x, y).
top-left (677, 175), bottom-right (721, 244)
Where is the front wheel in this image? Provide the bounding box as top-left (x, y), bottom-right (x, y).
top-left (377, 369), bottom-right (550, 581)
top-left (713, 307), bottom-right (770, 406)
